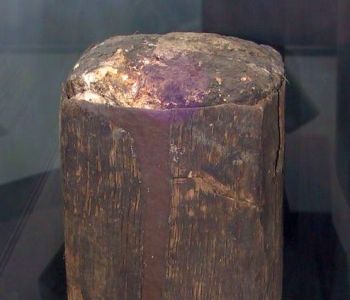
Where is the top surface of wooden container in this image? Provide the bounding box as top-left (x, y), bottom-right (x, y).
top-left (64, 32), bottom-right (284, 109)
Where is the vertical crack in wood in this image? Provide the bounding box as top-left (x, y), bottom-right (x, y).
top-left (274, 82), bottom-right (285, 175)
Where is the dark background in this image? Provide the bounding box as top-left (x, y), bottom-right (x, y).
top-left (0, 1), bottom-right (349, 299)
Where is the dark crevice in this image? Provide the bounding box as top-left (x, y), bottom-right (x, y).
top-left (274, 81), bottom-right (284, 175)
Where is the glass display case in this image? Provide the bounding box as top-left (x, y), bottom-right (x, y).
top-left (0, 1), bottom-right (349, 299)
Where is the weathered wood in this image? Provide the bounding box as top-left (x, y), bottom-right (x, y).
top-left (60, 32), bottom-right (285, 300)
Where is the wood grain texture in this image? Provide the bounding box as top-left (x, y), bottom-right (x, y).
top-left (60, 32), bottom-right (285, 300)
top-left (164, 90), bottom-right (285, 299)
top-left (61, 103), bottom-right (143, 300)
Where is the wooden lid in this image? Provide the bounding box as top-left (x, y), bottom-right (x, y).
top-left (64, 32), bottom-right (284, 109)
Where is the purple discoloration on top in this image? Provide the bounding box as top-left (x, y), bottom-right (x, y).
top-left (66, 32), bottom-right (284, 109)
top-left (143, 55), bottom-right (209, 109)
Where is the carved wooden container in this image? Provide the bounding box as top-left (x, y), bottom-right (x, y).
top-left (60, 32), bottom-right (285, 300)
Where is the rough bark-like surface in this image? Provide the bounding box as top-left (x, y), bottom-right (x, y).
top-left (65, 32), bottom-right (283, 109)
top-left (60, 32), bottom-right (285, 300)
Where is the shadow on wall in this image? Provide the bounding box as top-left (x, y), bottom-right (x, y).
top-left (283, 195), bottom-right (350, 299)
